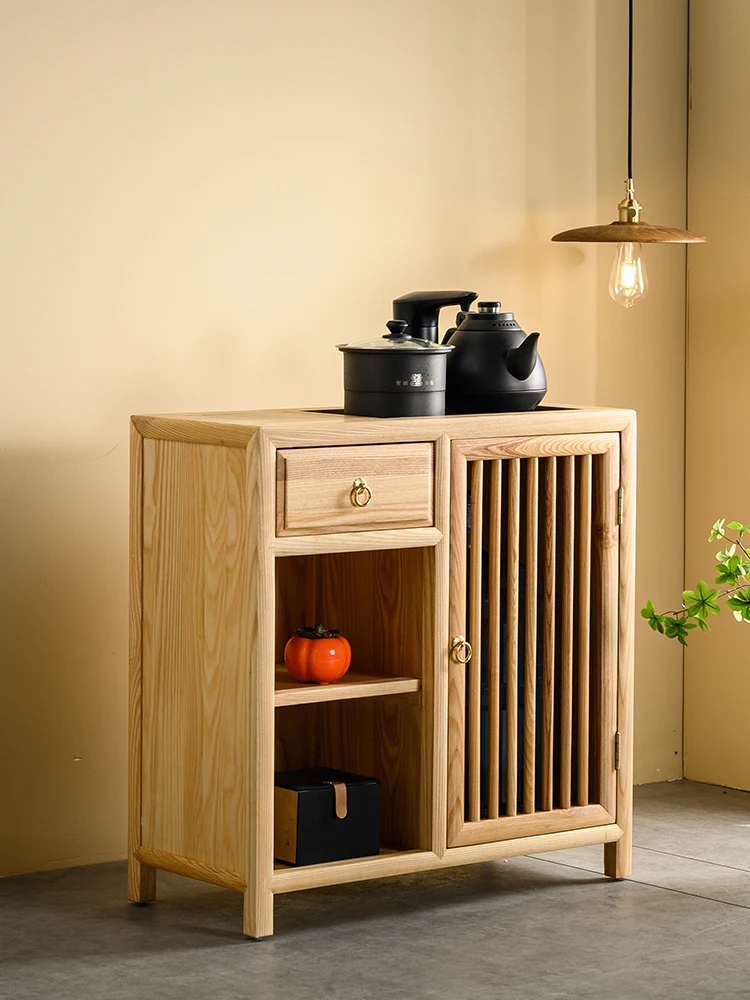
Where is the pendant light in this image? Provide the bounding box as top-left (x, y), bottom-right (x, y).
top-left (551, 0), bottom-right (705, 308)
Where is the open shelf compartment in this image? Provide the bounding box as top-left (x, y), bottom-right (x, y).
top-left (273, 546), bottom-right (433, 868)
top-left (274, 547), bottom-right (430, 703)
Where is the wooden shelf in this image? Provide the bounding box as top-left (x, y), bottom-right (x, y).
top-left (273, 845), bottom-right (402, 871)
top-left (274, 665), bottom-right (421, 707)
top-left (271, 847), bottom-right (429, 891)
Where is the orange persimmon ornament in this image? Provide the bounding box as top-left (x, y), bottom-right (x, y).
top-left (284, 624), bottom-right (352, 685)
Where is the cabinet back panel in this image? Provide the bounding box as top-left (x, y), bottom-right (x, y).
top-left (275, 548), bottom-right (431, 680)
top-left (141, 439), bottom-right (248, 873)
top-left (274, 700), bottom-right (423, 852)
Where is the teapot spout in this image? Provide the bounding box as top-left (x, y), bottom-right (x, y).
top-left (505, 332), bottom-right (540, 381)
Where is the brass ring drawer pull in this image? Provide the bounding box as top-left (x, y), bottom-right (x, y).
top-left (451, 635), bottom-right (472, 663)
top-left (350, 477), bottom-right (372, 508)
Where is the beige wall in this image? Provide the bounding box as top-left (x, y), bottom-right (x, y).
top-left (685, 0), bottom-right (750, 789)
top-left (0, 0), bottom-right (688, 876)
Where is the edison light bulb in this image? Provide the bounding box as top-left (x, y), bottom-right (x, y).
top-left (608, 241), bottom-right (648, 308)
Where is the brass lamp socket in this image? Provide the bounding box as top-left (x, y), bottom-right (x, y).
top-left (617, 178), bottom-right (643, 224)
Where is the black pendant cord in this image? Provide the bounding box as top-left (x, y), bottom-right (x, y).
top-left (628, 0), bottom-right (634, 179)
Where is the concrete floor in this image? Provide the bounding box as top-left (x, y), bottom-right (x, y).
top-left (3, 781), bottom-right (750, 1000)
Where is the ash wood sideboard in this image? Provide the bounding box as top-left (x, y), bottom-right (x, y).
top-left (128, 405), bottom-right (636, 938)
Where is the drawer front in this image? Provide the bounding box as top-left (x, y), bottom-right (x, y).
top-left (277, 443), bottom-right (434, 535)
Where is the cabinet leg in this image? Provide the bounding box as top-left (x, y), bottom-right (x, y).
top-left (128, 854), bottom-right (156, 904)
top-left (604, 830), bottom-right (632, 880)
top-left (244, 887), bottom-right (274, 940)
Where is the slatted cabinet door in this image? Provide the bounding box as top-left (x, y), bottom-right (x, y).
top-left (447, 434), bottom-right (620, 849)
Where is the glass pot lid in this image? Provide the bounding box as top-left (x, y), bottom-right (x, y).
top-left (338, 320), bottom-right (454, 353)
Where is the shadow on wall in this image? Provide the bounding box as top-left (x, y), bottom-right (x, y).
top-left (0, 448), bottom-right (128, 875)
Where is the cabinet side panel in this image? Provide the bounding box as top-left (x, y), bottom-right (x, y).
top-left (141, 439), bottom-right (248, 872)
top-left (128, 422), bottom-right (156, 901)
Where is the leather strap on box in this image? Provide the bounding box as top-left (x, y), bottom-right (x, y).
top-left (324, 780), bottom-right (348, 819)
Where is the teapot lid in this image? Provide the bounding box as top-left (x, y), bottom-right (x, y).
top-left (338, 319), bottom-right (454, 354)
top-left (474, 301), bottom-right (518, 323)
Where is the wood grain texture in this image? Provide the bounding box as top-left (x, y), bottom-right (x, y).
top-left (595, 442), bottom-right (621, 821)
top-left (134, 407), bottom-right (635, 449)
top-left (453, 433), bottom-right (619, 461)
top-left (447, 445), bottom-right (468, 846)
top-left (488, 461), bottom-right (502, 820)
top-left (271, 527), bottom-right (442, 556)
top-left (449, 804), bottom-right (614, 848)
top-left (318, 697), bottom-right (424, 851)
top-left (245, 431), bottom-right (276, 938)
top-left (467, 461), bottom-right (483, 823)
top-left (129, 407), bottom-right (635, 933)
top-left (312, 548), bottom-right (429, 682)
top-left (274, 544), bottom-right (432, 855)
top-left (542, 457), bottom-right (556, 812)
top-left (577, 455), bottom-right (592, 806)
top-left (271, 824), bottom-right (622, 894)
top-left (273, 787), bottom-right (299, 865)
top-left (552, 221), bottom-right (706, 243)
top-left (560, 456), bottom-right (575, 810)
top-left (128, 421), bottom-right (156, 903)
top-left (605, 416), bottom-right (636, 879)
top-left (524, 457), bottom-right (539, 815)
top-left (430, 435), bottom-right (451, 857)
top-left (506, 458), bottom-right (520, 817)
top-left (140, 439), bottom-right (248, 875)
top-left (134, 846), bottom-right (246, 892)
top-left (274, 666), bottom-right (421, 706)
top-left (277, 442), bottom-right (434, 535)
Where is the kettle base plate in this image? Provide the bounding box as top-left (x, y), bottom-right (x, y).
top-left (446, 389), bottom-right (547, 414)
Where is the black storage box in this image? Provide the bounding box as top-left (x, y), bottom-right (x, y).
top-left (274, 767), bottom-right (380, 867)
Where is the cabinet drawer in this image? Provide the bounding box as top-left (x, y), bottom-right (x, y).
top-left (276, 443), bottom-right (434, 535)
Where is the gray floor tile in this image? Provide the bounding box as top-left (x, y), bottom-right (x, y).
top-left (3, 780), bottom-right (750, 999)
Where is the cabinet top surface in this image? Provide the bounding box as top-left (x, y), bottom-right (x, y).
top-left (132, 405), bottom-right (636, 447)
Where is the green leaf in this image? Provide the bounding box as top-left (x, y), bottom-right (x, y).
top-left (728, 521), bottom-right (743, 530)
top-left (709, 518), bottom-right (726, 542)
top-left (683, 580), bottom-right (721, 620)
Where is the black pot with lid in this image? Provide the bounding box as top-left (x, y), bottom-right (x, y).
top-left (337, 320), bottom-right (454, 417)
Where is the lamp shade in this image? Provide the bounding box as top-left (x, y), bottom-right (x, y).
top-left (551, 222), bottom-right (706, 244)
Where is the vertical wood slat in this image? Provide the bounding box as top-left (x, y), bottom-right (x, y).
top-left (506, 459), bottom-right (520, 817)
top-left (542, 458), bottom-right (556, 811)
top-left (524, 458), bottom-right (538, 814)
top-left (447, 448), bottom-right (468, 845)
top-left (488, 461), bottom-right (502, 820)
top-left (560, 457), bottom-right (575, 809)
top-left (468, 461), bottom-right (484, 823)
top-left (577, 454), bottom-right (592, 805)
top-left (597, 444), bottom-right (620, 818)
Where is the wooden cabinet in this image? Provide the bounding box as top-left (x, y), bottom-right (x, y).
top-left (129, 406), bottom-right (635, 939)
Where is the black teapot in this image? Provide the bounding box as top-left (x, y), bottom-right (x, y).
top-left (442, 301), bottom-right (546, 413)
top-left (391, 292), bottom-right (547, 413)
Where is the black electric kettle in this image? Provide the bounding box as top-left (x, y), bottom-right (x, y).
top-left (391, 292), bottom-right (547, 413)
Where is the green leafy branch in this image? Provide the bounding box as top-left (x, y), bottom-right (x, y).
top-left (642, 519), bottom-right (750, 645)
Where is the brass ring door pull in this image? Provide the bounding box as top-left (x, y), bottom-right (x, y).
top-left (451, 635), bottom-right (472, 663)
top-left (350, 477), bottom-right (372, 508)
